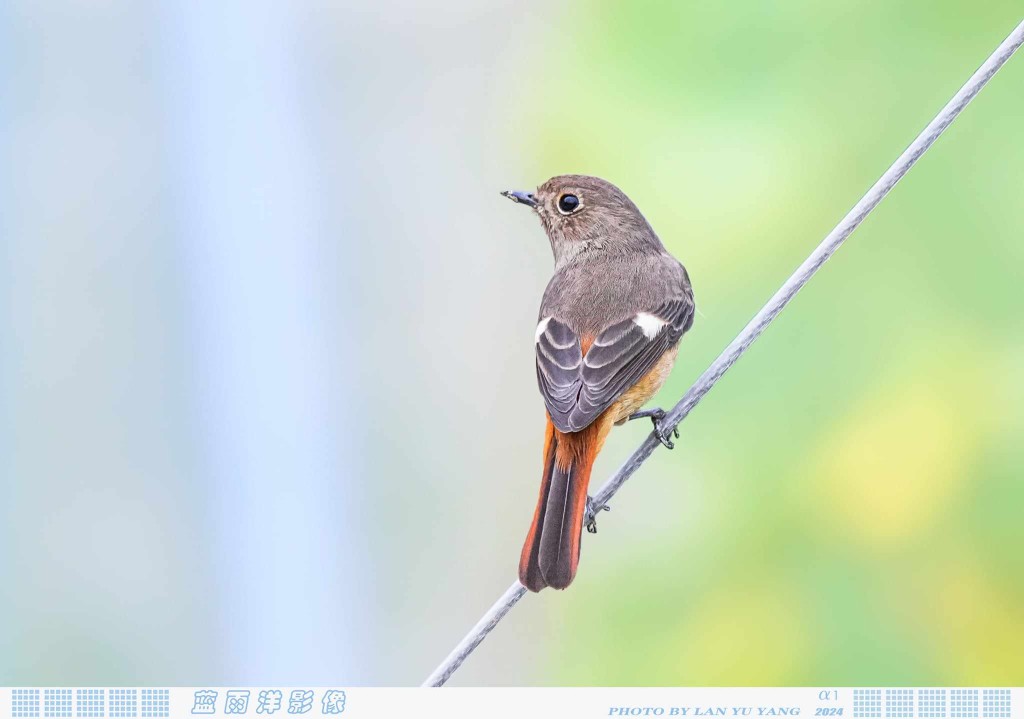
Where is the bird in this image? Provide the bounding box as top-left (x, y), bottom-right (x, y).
top-left (502, 175), bottom-right (695, 592)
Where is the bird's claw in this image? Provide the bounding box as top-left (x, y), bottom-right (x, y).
top-left (584, 496), bottom-right (610, 534)
top-left (628, 407), bottom-right (679, 450)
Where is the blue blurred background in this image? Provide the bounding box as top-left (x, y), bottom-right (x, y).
top-left (1, 0), bottom-right (1022, 687)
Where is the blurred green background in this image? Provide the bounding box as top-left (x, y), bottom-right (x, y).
top-left (1, 0), bottom-right (1022, 687)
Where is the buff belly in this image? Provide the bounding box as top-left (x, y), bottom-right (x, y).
top-left (610, 345), bottom-right (680, 425)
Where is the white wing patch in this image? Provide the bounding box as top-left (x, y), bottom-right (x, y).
top-left (535, 316), bottom-right (552, 343)
top-left (633, 312), bottom-right (667, 339)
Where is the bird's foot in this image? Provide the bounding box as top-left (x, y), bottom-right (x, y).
top-left (628, 407), bottom-right (680, 449)
top-left (584, 496), bottom-right (610, 534)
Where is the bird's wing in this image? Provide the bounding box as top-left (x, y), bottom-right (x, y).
top-left (536, 297), bottom-right (693, 433)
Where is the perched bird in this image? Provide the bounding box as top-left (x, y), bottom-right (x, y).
top-left (502, 175), bottom-right (695, 592)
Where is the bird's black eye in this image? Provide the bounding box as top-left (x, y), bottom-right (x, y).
top-left (557, 193), bottom-right (580, 214)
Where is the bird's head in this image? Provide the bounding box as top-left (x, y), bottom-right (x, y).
top-left (502, 175), bottom-right (663, 266)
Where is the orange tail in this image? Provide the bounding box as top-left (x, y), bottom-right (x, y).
top-left (519, 417), bottom-right (608, 592)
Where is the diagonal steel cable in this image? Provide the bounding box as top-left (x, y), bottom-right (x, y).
top-left (422, 17), bottom-right (1024, 688)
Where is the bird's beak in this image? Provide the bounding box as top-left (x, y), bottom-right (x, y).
top-left (501, 189), bottom-right (538, 208)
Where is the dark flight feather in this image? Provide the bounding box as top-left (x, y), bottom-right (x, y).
top-left (536, 298), bottom-right (693, 433)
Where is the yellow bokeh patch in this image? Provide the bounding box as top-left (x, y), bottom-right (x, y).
top-left (665, 579), bottom-right (813, 684)
top-left (809, 362), bottom-right (982, 550)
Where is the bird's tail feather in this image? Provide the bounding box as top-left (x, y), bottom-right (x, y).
top-left (519, 419), bottom-right (600, 592)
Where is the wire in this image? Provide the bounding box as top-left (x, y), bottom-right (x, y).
top-left (422, 17), bottom-right (1024, 688)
